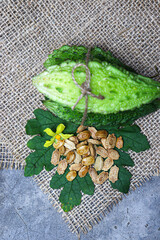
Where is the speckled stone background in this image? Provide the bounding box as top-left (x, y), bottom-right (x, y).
top-left (1, 169), bottom-right (160, 240)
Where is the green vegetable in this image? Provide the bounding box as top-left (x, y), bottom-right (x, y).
top-left (44, 45), bottom-right (135, 72)
top-left (24, 45), bottom-right (158, 212)
top-left (43, 99), bottom-right (160, 127)
top-left (33, 46), bottom-right (160, 115)
top-left (50, 168), bottom-right (94, 211)
top-left (44, 45), bottom-right (87, 69)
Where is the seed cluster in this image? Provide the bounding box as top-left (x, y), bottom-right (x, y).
top-left (51, 125), bottom-right (123, 184)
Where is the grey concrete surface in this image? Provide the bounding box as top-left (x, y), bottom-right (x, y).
top-left (0, 169), bottom-right (160, 240)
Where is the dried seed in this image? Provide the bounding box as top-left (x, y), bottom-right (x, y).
top-left (116, 136), bottom-right (123, 149)
top-left (76, 140), bottom-right (88, 148)
top-left (96, 146), bottom-right (108, 158)
top-left (88, 139), bottom-right (101, 145)
top-left (69, 136), bottom-right (79, 144)
top-left (64, 139), bottom-right (76, 150)
top-left (109, 165), bottom-right (119, 183)
top-left (95, 130), bottom-right (108, 139)
top-left (102, 158), bottom-right (114, 171)
top-left (69, 163), bottom-right (82, 171)
top-left (102, 134), bottom-right (116, 149)
top-left (77, 130), bottom-right (91, 141)
top-left (59, 145), bottom-right (65, 155)
top-left (82, 156), bottom-right (95, 166)
top-left (108, 149), bottom-right (119, 160)
top-left (51, 149), bottom-right (60, 165)
top-left (88, 127), bottom-right (97, 139)
top-left (64, 148), bottom-right (71, 156)
top-left (53, 140), bottom-right (64, 149)
top-left (66, 170), bottom-right (77, 181)
top-left (66, 151), bottom-right (75, 164)
top-left (79, 166), bottom-right (89, 178)
top-left (94, 156), bottom-right (104, 171)
top-left (82, 151), bottom-right (91, 158)
top-left (74, 151), bottom-right (82, 164)
top-left (77, 145), bottom-right (90, 155)
top-left (89, 142), bottom-right (96, 158)
top-left (96, 171), bottom-right (108, 184)
top-left (94, 145), bottom-right (97, 150)
top-left (77, 125), bottom-right (87, 133)
top-left (101, 138), bottom-right (108, 149)
top-left (89, 167), bottom-right (98, 183)
top-left (57, 160), bottom-right (67, 175)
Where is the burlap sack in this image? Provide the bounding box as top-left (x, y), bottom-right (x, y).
top-left (1, 0), bottom-right (160, 236)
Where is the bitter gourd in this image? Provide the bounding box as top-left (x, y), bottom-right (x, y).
top-left (43, 99), bottom-right (160, 127)
top-left (32, 45), bottom-right (160, 124)
top-left (44, 45), bottom-right (135, 72)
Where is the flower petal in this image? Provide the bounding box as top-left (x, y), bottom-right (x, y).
top-left (60, 133), bottom-right (73, 139)
top-left (44, 140), bottom-right (53, 148)
top-left (44, 128), bottom-right (56, 137)
top-left (56, 124), bottom-right (65, 134)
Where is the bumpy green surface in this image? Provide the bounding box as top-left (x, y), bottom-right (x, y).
top-left (43, 99), bottom-right (160, 127)
top-left (44, 45), bottom-right (135, 72)
top-left (33, 45), bottom-right (160, 116)
top-left (33, 61), bottom-right (160, 114)
top-left (44, 45), bottom-right (88, 68)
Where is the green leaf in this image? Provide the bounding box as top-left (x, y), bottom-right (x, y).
top-left (25, 119), bottom-right (41, 135)
top-left (110, 167), bottom-right (132, 193)
top-left (25, 109), bottom-right (79, 178)
top-left (50, 168), bottom-right (95, 211)
top-left (24, 161), bottom-right (43, 177)
top-left (34, 109), bottom-right (62, 134)
top-left (109, 125), bottom-right (150, 152)
top-left (60, 181), bottom-right (82, 212)
top-left (50, 169), bottom-right (69, 189)
top-left (114, 149), bottom-right (134, 167)
top-left (77, 173), bottom-right (95, 195)
top-left (25, 109), bottom-right (79, 136)
top-left (24, 136), bottom-right (54, 176)
top-left (27, 136), bottom-right (47, 150)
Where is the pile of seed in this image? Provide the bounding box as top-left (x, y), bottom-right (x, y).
top-left (51, 125), bottom-right (123, 184)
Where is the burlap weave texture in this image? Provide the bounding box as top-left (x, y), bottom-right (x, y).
top-left (1, 0), bottom-right (160, 235)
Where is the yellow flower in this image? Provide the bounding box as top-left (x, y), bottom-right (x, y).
top-left (43, 124), bottom-right (73, 147)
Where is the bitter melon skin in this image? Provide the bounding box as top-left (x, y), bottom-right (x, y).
top-left (43, 99), bottom-right (160, 127)
top-left (33, 60), bottom-right (160, 114)
top-left (44, 45), bottom-right (135, 72)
